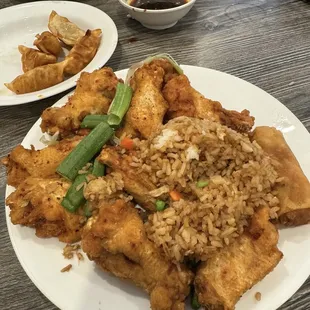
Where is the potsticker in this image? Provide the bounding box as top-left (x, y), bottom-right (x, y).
top-left (48, 10), bottom-right (85, 46)
top-left (5, 61), bottom-right (66, 94)
top-left (34, 31), bottom-right (62, 57)
top-left (64, 29), bottom-right (102, 75)
top-left (18, 45), bottom-right (57, 73)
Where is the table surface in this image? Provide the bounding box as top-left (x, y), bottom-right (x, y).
top-left (1, 0), bottom-right (310, 309)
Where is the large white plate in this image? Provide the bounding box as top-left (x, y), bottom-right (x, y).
top-left (0, 1), bottom-right (118, 106)
top-left (5, 65), bottom-right (310, 310)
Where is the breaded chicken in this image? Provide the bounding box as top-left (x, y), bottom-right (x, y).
top-left (40, 67), bottom-right (118, 136)
top-left (6, 177), bottom-right (86, 243)
top-left (82, 199), bottom-right (193, 310)
top-left (252, 126), bottom-right (310, 226)
top-left (99, 147), bottom-right (157, 212)
top-left (163, 75), bottom-right (255, 133)
top-left (2, 135), bottom-right (83, 188)
top-left (148, 58), bottom-right (179, 83)
top-left (122, 63), bottom-right (168, 138)
top-left (195, 207), bottom-right (283, 310)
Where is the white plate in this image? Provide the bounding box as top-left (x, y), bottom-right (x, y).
top-left (5, 65), bottom-right (310, 310)
top-left (0, 1), bottom-right (118, 106)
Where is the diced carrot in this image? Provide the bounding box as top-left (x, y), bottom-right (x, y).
top-left (120, 137), bottom-right (134, 150)
top-left (170, 190), bottom-right (181, 201)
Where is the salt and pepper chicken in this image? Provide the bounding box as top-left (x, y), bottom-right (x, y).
top-left (3, 56), bottom-right (310, 310)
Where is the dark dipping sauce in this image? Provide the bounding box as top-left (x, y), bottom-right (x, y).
top-left (129, 0), bottom-right (188, 10)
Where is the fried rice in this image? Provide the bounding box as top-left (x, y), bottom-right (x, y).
top-left (129, 116), bottom-right (282, 263)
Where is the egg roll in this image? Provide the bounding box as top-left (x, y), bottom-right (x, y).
top-left (5, 61), bottom-right (66, 94)
top-left (64, 29), bottom-right (102, 75)
top-left (33, 31), bottom-right (62, 57)
top-left (18, 45), bottom-right (57, 73)
top-left (48, 10), bottom-right (85, 46)
top-left (251, 126), bottom-right (310, 226)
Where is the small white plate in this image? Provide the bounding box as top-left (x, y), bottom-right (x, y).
top-left (0, 1), bottom-right (118, 106)
top-left (5, 65), bottom-right (310, 310)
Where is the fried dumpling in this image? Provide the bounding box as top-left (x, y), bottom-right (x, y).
top-left (33, 31), bottom-right (62, 56)
top-left (48, 10), bottom-right (85, 46)
top-left (64, 29), bottom-right (102, 75)
top-left (5, 61), bottom-right (66, 94)
top-left (18, 45), bottom-right (57, 73)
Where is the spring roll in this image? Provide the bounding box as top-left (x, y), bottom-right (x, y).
top-left (251, 126), bottom-right (310, 226)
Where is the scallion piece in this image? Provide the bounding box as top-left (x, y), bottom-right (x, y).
top-left (107, 83), bottom-right (133, 127)
top-left (80, 115), bottom-right (109, 129)
top-left (196, 180), bottom-right (209, 188)
top-left (92, 159), bottom-right (105, 177)
top-left (56, 122), bottom-right (114, 181)
top-left (156, 200), bottom-right (166, 211)
top-left (83, 203), bottom-right (92, 218)
top-left (61, 173), bottom-right (89, 213)
top-left (191, 292), bottom-right (201, 310)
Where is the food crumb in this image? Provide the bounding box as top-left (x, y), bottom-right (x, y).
top-left (38, 94), bottom-right (44, 98)
top-left (63, 244), bottom-right (81, 259)
top-left (255, 292), bottom-right (262, 301)
top-left (128, 37), bottom-right (138, 43)
top-left (77, 252), bottom-right (84, 262)
top-left (61, 264), bottom-right (72, 273)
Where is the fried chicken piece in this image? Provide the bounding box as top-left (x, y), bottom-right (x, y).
top-left (64, 29), bottom-right (102, 75)
top-left (122, 63), bottom-right (168, 138)
top-left (40, 67), bottom-right (118, 136)
top-left (6, 177), bottom-right (86, 243)
top-left (2, 136), bottom-right (83, 188)
top-left (18, 45), bottom-right (57, 73)
top-left (195, 207), bottom-right (283, 310)
top-left (82, 199), bottom-right (193, 310)
top-left (251, 126), bottom-right (310, 226)
top-left (99, 147), bottom-right (157, 212)
top-left (163, 75), bottom-right (255, 133)
top-left (148, 58), bottom-right (179, 83)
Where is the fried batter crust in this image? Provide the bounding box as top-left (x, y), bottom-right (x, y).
top-left (40, 67), bottom-right (118, 136)
top-left (252, 126), bottom-right (310, 226)
top-left (82, 199), bottom-right (193, 310)
top-left (195, 208), bottom-right (282, 310)
top-left (163, 75), bottom-right (254, 133)
top-left (6, 177), bottom-right (85, 243)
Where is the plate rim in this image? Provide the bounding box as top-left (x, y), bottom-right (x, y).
top-left (0, 0), bottom-right (118, 107)
top-left (5, 65), bottom-right (310, 310)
